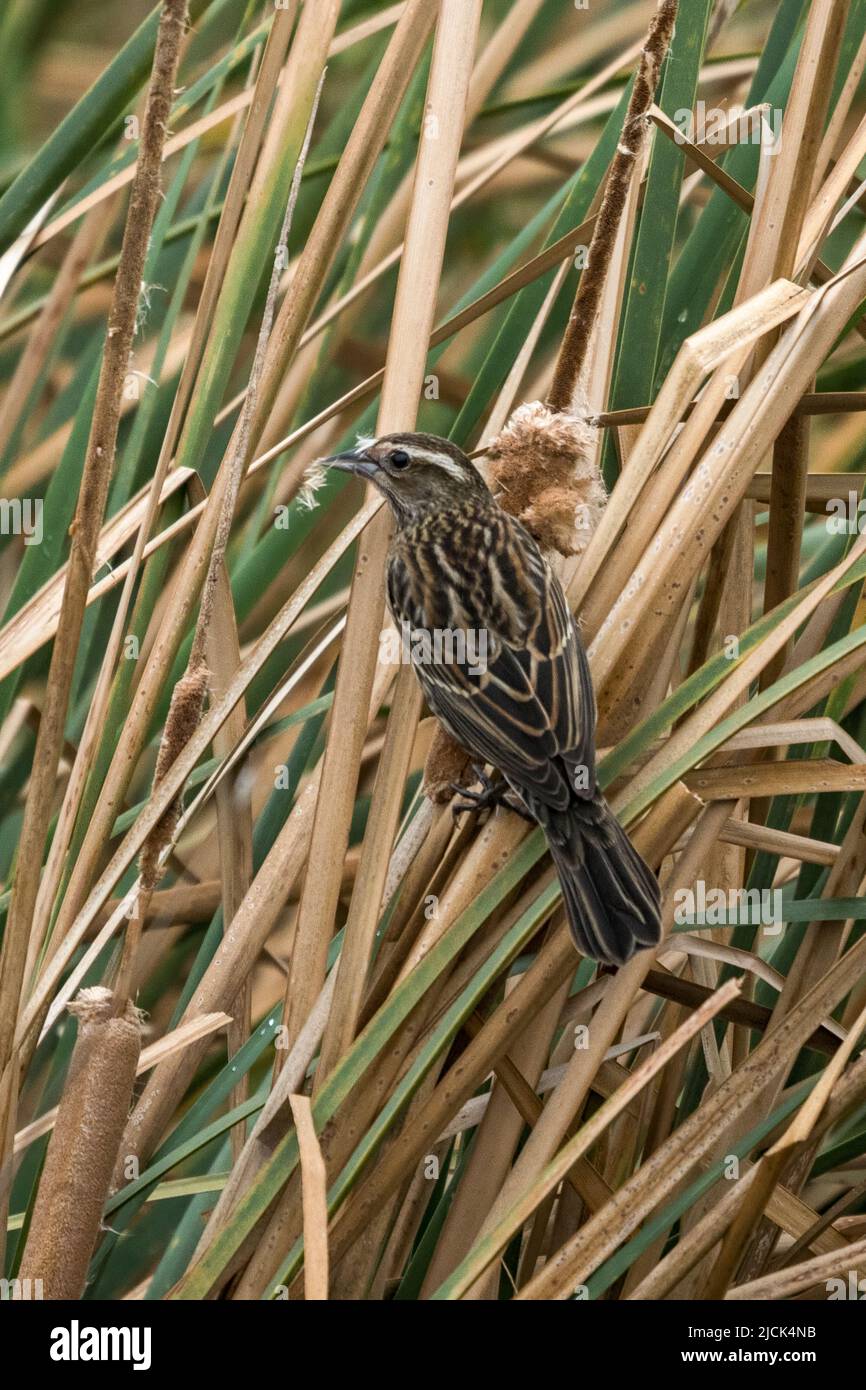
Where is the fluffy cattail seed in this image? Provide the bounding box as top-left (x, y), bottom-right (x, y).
top-left (485, 399), bottom-right (605, 557)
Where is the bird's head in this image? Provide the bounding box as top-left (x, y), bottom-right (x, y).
top-left (324, 432), bottom-right (490, 524)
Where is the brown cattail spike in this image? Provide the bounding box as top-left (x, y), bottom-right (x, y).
top-left (18, 987), bottom-right (142, 1299)
top-left (548, 0), bottom-right (678, 412)
top-left (138, 660), bottom-right (209, 893)
top-left (113, 659), bottom-right (208, 1008)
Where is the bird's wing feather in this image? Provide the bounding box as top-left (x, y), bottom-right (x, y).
top-left (388, 510), bottom-right (595, 811)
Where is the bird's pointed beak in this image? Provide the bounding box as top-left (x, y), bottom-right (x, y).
top-left (325, 449), bottom-right (379, 481)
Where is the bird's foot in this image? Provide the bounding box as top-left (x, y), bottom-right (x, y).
top-left (450, 765), bottom-right (506, 819)
top-left (450, 766), bottom-right (535, 824)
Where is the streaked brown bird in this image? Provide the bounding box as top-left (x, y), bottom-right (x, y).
top-left (326, 431), bottom-right (661, 966)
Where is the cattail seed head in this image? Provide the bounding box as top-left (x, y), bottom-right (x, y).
top-left (18, 987), bottom-right (142, 1299)
top-left (139, 660), bottom-right (209, 891)
top-left (485, 399), bottom-right (606, 557)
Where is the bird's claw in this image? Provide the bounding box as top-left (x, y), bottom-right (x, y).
top-left (450, 764), bottom-right (504, 819)
top-left (450, 766), bottom-right (537, 825)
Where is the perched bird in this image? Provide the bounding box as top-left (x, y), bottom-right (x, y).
top-left (326, 432), bottom-right (661, 966)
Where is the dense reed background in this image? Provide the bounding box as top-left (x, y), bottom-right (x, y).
top-left (2, 0), bottom-right (866, 1302)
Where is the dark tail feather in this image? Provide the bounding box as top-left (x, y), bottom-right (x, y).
top-left (547, 797), bottom-right (661, 967)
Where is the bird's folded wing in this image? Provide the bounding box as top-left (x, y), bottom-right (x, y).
top-left (418, 562), bottom-right (596, 812)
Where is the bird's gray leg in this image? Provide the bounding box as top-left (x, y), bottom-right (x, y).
top-left (450, 764), bottom-right (504, 817)
top-left (450, 766), bottom-right (535, 823)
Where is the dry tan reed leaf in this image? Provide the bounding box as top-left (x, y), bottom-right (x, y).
top-left (8, 0), bottom-right (866, 1309)
top-left (799, 112), bottom-right (866, 275)
top-left (571, 277), bottom-right (809, 618)
top-left (313, 22), bottom-right (643, 350)
top-left (721, 718), bottom-right (866, 764)
top-left (315, 672), bottom-right (423, 1083)
top-left (288, 1094), bottom-right (329, 1300)
top-left (318, 924), bottom-right (578, 1287)
top-left (482, 262), bottom-right (572, 444)
top-left (726, 1234), bottom-right (866, 1301)
top-left (627, 1047), bottom-right (866, 1301)
top-left (393, 804), bottom-right (730, 1299)
top-left (722, 811), bottom-right (866, 1289)
top-left (112, 654), bottom-right (396, 1179)
top-left (717, 819), bottom-right (838, 867)
top-left (94, 880), bottom-right (222, 930)
top-left (751, 1), bottom-right (849, 709)
top-left (516, 935), bottom-right (866, 1300)
top-left (610, 522), bottom-right (866, 819)
top-left (684, 759), bottom-right (866, 799)
top-left (648, 103), bottom-right (866, 338)
top-left (703, 994), bottom-right (866, 1298)
top-left (598, 397), bottom-right (866, 430)
top-left (142, 64), bottom-right (325, 1047)
top-left (440, 977), bottom-right (742, 1300)
top-left (420, 975), bottom-right (574, 1293)
top-left (625, 1165), bottom-right (842, 1301)
top-left (205, 560), bottom-right (254, 1153)
top-left (0, 467), bottom-right (194, 683)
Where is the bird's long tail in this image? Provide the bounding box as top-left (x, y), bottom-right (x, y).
top-left (547, 796), bottom-right (661, 967)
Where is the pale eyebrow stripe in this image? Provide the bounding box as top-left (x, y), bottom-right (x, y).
top-left (413, 449), bottom-right (466, 480)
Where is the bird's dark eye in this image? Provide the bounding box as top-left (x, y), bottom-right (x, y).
top-left (389, 449), bottom-right (410, 470)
